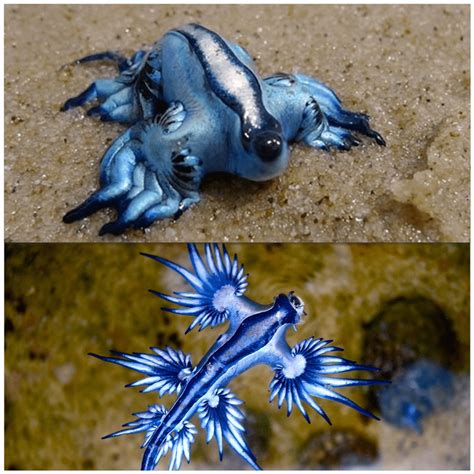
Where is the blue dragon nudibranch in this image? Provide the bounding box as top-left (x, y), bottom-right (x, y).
top-left (377, 359), bottom-right (453, 433)
top-left (91, 244), bottom-right (388, 470)
top-left (62, 23), bottom-right (385, 235)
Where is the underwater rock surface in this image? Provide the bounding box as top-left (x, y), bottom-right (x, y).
top-left (362, 296), bottom-right (460, 378)
top-left (5, 243), bottom-right (469, 469)
top-left (299, 428), bottom-right (378, 468)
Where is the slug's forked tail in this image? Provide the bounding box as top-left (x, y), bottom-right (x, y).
top-left (89, 349), bottom-right (197, 469)
top-left (142, 441), bottom-right (161, 471)
top-left (102, 403), bottom-right (197, 470)
top-left (269, 337), bottom-right (389, 423)
top-left (141, 388), bottom-right (262, 471)
top-left (140, 415), bottom-right (198, 471)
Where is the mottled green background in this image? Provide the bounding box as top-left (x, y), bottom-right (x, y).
top-left (5, 243), bottom-right (469, 469)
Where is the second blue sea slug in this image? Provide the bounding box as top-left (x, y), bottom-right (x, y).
top-left (62, 24), bottom-right (386, 235)
top-left (91, 244), bottom-right (388, 469)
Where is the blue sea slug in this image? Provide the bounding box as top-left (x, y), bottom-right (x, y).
top-left (91, 244), bottom-right (388, 469)
top-left (376, 359), bottom-right (453, 433)
top-left (62, 24), bottom-right (385, 235)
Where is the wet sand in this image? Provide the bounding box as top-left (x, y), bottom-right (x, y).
top-left (5, 4), bottom-right (470, 242)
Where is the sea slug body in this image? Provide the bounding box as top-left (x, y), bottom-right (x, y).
top-left (376, 359), bottom-right (453, 433)
top-left (91, 244), bottom-right (388, 469)
top-left (62, 24), bottom-right (385, 236)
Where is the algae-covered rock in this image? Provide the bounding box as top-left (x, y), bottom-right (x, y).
top-left (244, 408), bottom-right (273, 462)
top-left (5, 243), bottom-right (469, 469)
top-left (299, 428), bottom-right (378, 468)
top-left (362, 296), bottom-right (461, 378)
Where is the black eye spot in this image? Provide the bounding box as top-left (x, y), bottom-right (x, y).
top-left (254, 132), bottom-right (283, 162)
top-left (289, 293), bottom-right (303, 308)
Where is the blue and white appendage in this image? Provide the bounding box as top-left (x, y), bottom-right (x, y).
top-left (61, 49), bottom-right (160, 122)
top-left (63, 103), bottom-right (202, 235)
top-left (265, 73), bottom-right (385, 151)
top-left (295, 74), bottom-right (385, 148)
top-left (90, 347), bottom-right (194, 396)
top-left (270, 337), bottom-right (386, 423)
top-left (198, 388), bottom-right (260, 470)
top-left (142, 243), bottom-right (249, 333)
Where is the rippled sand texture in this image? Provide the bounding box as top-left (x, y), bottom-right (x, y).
top-left (5, 4), bottom-right (469, 243)
top-left (5, 244), bottom-right (469, 469)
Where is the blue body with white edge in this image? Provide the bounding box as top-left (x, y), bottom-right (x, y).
top-left (62, 24), bottom-right (385, 235)
top-left (91, 245), bottom-right (388, 470)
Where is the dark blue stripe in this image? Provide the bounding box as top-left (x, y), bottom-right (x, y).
top-left (173, 24), bottom-right (281, 146)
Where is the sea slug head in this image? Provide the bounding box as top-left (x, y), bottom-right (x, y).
top-left (236, 118), bottom-right (290, 182)
top-left (273, 292), bottom-right (305, 326)
top-left (287, 291), bottom-right (305, 324)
